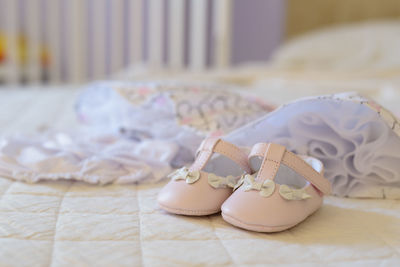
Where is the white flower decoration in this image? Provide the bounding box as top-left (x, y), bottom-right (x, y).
top-left (234, 174), bottom-right (246, 191)
top-left (236, 174), bottom-right (276, 198)
top-left (208, 173), bottom-right (237, 189)
top-left (235, 174), bottom-right (312, 200)
top-left (279, 184), bottom-right (311, 200)
top-left (168, 167), bottom-right (200, 184)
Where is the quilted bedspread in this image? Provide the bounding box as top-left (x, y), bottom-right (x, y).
top-left (1, 88), bottom-right (400, 267)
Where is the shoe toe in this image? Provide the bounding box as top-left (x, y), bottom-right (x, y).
top-left (158, 172), bottom-right (232, 216)
top-left (222, 185), bottom-right (323, 232)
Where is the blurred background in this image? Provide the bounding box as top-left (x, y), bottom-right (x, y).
top-left (0, 0), bottom-right (400, 85)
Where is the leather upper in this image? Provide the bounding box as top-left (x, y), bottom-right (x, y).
top-left (222, 143), bottom-right (331, 232)
top-left (158, 137), bottom-right (251, 215)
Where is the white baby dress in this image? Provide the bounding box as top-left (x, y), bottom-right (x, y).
top-left (0, 81), bottom-right (273, 184)
top-left (1, 82), bottom-right (400, 199)
top-left (227, 92), bottom-right (400, 198)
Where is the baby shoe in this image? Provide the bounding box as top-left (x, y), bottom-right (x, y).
top-left (158, 137), bottom-right (252, 216)
top-left (221, 143), bottom-right (331, 232)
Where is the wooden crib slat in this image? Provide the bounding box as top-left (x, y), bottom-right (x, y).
top-left (213, 0), bottom-right (232, 69)
top-left (69, 0), bottom-right (87, 83)
top-left (47, 0), bottom-right (61, 84)
top-left (129, 0), bottom-right (143, 64)
top-left (0, 0), bottom-right (5, 83)
top-left (148, 0), bottom-right (164, 68)
top-left (26, 0), bottom-right (41, 84)
top-left (0, 0), bottom-right (232, 85)
top-left (91, 0), bottom-right (107, 80)
top-left (110, 0), bottom-right (124, 73)
top-left (4, 0), bottom-right (19, 84)
top-left (169, 0), bottom-right (185, 70)
top-left (190, 0), bottom-right (207, 71)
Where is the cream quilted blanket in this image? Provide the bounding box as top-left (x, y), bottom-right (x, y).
top-left (2, 179), bottom-right (400, 267)
top-left (1, 88), bottom-right (400, 267)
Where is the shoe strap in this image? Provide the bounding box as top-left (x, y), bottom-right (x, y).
top-left (249, 143), bottom-right (332, 195)
top-left (190, 137), bottom-right (251, 173)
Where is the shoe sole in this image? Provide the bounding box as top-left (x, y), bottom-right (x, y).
top-left (221, 212), bottom-right (299, 233)
top-left (158, 202), bottom-right (221, 216)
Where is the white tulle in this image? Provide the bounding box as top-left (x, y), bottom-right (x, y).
top-left (2, 82), bottom-right (400, 199)
top-left (0, 81), bottom-right (271, 185)
top-left (0, 132), bottom-right (178, 184)
top-left (226, 93), bottom-right (400, 198)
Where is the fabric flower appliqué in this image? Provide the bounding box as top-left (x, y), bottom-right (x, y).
top-left (235, 174), bottom-right (312, 200)
top-left (235, 174), bottom-right (275, 198)
top-left (279, 184), bottom-right (311, 200)
top-left (168, 167), bottom-right (200, 184)
top-left (208, 173), bottom-right (237, 189)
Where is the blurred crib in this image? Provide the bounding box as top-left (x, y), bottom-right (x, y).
top-left (0, 0), bottom-right (233, 85)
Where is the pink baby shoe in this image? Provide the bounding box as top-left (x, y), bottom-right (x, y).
top-left (158, 137), bottom-right (252, 215)
top-left (222, 143), bottom-right (331, 232)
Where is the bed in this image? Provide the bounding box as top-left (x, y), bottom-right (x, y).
top-left (1, 21), bottom-right (400, 266)
top-left (1, 86), bottom-right (400, 267)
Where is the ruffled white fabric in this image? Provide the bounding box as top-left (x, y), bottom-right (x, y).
top-left (75, 81), bottom-right (273, 158)
top-left (0, 81), bottom-right (272, 185)
top-left (227, 92), bottom-right (400, 199)
top-left (0, 132), bottom-right (178, 184)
